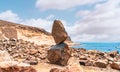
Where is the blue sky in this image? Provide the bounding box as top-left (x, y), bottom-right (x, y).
top-left (0, 0), bottom-right (120, 42)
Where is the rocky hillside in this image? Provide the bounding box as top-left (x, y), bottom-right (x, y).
top-left (0, 20), bottom-right (73, 46)
top-left (0, 20), bottom-right (55, 45)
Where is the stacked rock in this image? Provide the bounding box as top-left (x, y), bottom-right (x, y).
top-left (47, 20), bottom-right (71, 66)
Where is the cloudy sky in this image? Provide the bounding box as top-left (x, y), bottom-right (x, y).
top-left (0, 0), bottom-right (120, 42)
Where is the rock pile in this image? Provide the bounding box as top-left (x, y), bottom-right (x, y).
top-left (0, 66), bottom-right (37, 72)
top-left (0, 50), bottom-right (36, 72)
top-left (0, 38), bottom-right (49, 65)
top-left (47, 20), bottom-right (71, 66)
top-left (72, 48), bottom-right (120, 70)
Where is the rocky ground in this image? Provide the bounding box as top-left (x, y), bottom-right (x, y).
top-left (0, 38), bottom-right (50, 65)
top-left (0, 39), bottom-right (119, 72)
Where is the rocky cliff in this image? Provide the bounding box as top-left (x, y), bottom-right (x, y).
top-left (0, 20), bottom-right (55, 45)
top-left (0, 20), bottom-right (73, 46)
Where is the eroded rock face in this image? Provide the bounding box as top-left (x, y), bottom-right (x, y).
top-left (1, 27), bottom-right (18, 39)
top-left (52, 20), bottom-right (68, 44)
top-left (47, 43), bottom-right (71, 66)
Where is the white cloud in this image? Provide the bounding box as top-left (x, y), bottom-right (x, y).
top-left (76, 10), bottom-right (90, 17)
top-left (21, 19), bottom-right (53, 32)
top-left (0, 10), bottom-right (53, 32)
top-left (45, 14), bottom-right (55, 20)
top-left (0, 10), bottom-right (20, 22)
top-left (36, 0), bottom-right (106, 10)
top-left (0, 10), bottom-right (67, 33)
top-left (71, 0), bottom-right (120, 42)
top-left (21, 18), bottom-right (69, 33)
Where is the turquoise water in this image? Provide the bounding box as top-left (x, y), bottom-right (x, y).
top-left (73, 42), bottom-right (120, 52)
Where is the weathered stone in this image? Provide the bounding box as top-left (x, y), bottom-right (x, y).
top-left (79, 56), bottom-right (87, 60)
top-left (79, 60), bottom-right (94, 66)
top-left (0, 39), bottom-right (47, 63)
top-left (111, 62), bottom-right (120, 70)
top-left (47, 43), bottom-right (71, 66)
top-left (108, 51), bottom-right (119, 58)
top-left (0, 65), bottom-right (37, 72)
top-left (79, 60), bottom-right (86, 66)
top-left (0, 50), bottom-right (13, 62)
top-left (29, 49), bottom-right (38, 55)
top-left (1, 27), bottom-right (18, 39)
top-left (50, 68), bottom-right (62, 72)
top-left (52, 20), bottom-right (68, 44)
top-left (94, 60), bottom-right (107, 68)
top-left (23, 60), bottom-right (38, 65)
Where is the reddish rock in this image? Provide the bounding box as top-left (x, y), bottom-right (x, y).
top-left (47, 43), bottom-right (71, 66)
top-left (79, 56), bottom-right (87, 60)
top-left (29, 49), bottom-right (38, 55)
top-left (94, 60), bottom-right (107, 68)
top-left (108, 51), bottom-right (119, 58)
top-left (111, 62), bottom-right (120, 70)
top-left (50, 68), bottom-right (62, 72)
top-left (0, 65), bottom-right (37, 72)
top-left (52, 20), bottom-right (68, 44)
top-left (79, 60), bottom-right (94, 66)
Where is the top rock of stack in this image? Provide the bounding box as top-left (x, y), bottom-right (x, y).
top-left (52, 20), bottom-right (68, 44)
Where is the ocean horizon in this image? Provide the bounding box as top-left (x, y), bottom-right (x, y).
top-left (73, 42), bottom-right (120, 52)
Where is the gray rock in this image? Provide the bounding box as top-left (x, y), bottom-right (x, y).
top-left (23, 60), bottom-right (38, 65)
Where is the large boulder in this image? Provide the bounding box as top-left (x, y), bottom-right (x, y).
top-left (111, 62), bottom-right (120, 70)
top-left (108, 51), bottom-right (119, 58)
top-left (47, 43), bottom-right (71, 66)
top-left (94, 60), bottom-right (107, 68)
top-left (52, 20), bottom-right (68, 44)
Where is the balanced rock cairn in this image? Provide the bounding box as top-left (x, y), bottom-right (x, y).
top-left (47, 20), bottom-right (71, 66)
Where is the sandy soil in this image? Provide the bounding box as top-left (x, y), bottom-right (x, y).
top-left (31, 57), bottom-right (119, 72)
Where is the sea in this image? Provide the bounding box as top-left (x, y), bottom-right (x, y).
top-left (73, 42), bottom-right (120, 53)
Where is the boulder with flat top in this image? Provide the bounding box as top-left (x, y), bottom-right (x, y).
top-left (47, 43), bottom-right (71, 66)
